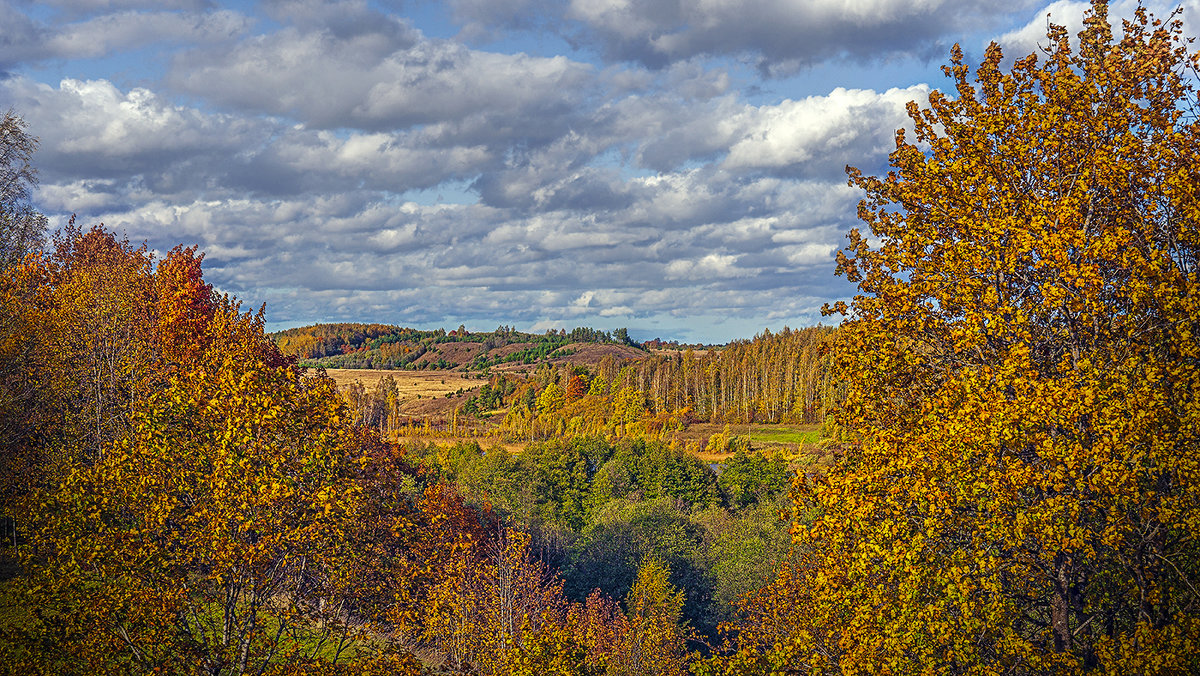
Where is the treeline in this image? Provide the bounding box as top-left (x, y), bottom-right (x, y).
top-left (273, 322), bottom-right (405, 359)
top-left (494, 326), bottom-right (836, 442)
top-left (272, 322), bottom-right (642, 371)
top-left (337, 326), bottom-right (838, 442)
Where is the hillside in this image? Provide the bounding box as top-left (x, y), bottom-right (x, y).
top-left (271, 323), bottom-right (647, 372)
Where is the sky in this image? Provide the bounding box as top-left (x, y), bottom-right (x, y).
top-left (3, 0), bottom-right (1197, 342)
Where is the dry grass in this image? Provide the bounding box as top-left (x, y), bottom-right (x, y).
top-left (317, 368), bottom-right (484, 399)
top-left (394, 435), bottom-right (526, 455)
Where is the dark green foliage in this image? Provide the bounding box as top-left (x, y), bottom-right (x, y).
top-left (716, 449), bottom-right (791, 508)
top-left (460, 381), bottom-right (508, 415)
top-left (416, 435), bottom-right (791, 644)
top-left (566, 327), bottom-right (613, 343)
top-left (611, 439), bottom-right (722, 509)
top-left (695, 500), bottom-right (795, 625)
top-left (612, 327), bottom-right (635, 346)
top-left (564, 498), bottom-right (717, 636)
top-left (515, 439), bottom-right (600, 531)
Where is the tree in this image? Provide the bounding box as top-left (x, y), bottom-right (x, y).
top-left (421, 527), bottom-right (593, 675)
top-left (716, 449), bottom-right (789, 509)
top-left (0, 109), bottom-right (47, 270)
top-left (718, 3), bottom-right (1200, 673)
top-left (6, 303), bottom-right (380, 675)
top-left (610, 559), bottom-right (691, 676)
top-left (0, 111), bottom-right (48, 524)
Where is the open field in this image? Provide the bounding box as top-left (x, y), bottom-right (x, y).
top-left (750, 425), bottom-right (821, 446)
top-left (318, 368), bottom-right (484, 399)
top-left (394, 435), bottom-right (527, 455)
top-left (655, 422), bottom-right (826, 463)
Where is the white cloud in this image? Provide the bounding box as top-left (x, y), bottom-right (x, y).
top-left (723, 86), bottom-right (929, 176)
top-left (996, 0), bottom-right (1200, 61)
top-left (0, 6), bottom-right (251, 70)
top-left (169, 26), bottom-right (593, 134)
top-left (4, 0), bottom-right (1008, 339)
top-left (560, 0), bottom-right (1039, 69)
top-left (2, 77), bottom-right (260, 181)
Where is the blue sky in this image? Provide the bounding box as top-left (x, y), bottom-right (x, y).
top-left (4, 0), bottom-right (1196, 342)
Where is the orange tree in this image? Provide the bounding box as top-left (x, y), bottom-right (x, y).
top-left (4, 302), bottom-right (382, 675)
top-left (709, 3), bottom-right (1200, 674)
top-left (0, 225), bottom-right (426, 674)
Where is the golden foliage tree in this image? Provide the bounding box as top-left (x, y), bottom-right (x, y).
top-left (716, 3), bottom-right (1200, 674)
top-left (421, 527), bottom-right (595, 674)
top-left (7, 302), bottom-right (378, 674)
top-left (609, 559), bottom-right (691, 676)
top-left (0, 226), bottom-right (436, 674)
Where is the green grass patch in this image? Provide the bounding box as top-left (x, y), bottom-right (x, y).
top-left (748, 425), bottom-right (821, 445)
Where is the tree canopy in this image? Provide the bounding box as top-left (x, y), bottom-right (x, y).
top-left (713, 3), bottom-right (1200, 674)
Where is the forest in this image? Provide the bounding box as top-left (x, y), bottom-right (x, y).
top-left (273, 323), bottom-right (643, 371)
top-left (1, 4), bottom-right (1199, 674)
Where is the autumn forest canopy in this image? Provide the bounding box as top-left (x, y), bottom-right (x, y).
top-left (1, 3), bottom-right (1199, 674)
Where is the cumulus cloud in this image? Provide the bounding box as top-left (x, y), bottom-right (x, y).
top-left (442, 0), bottom-right (1042, 71)
top-left (6, 0), bottom-right (1004, 339)
top-left (0, 6), bottom-right (251, 71)
top-left (168, 19), bottom-right (593, 137)
top-left (3, 77), bottom-right (260, 185)
top-left (3, 75), bottom-right (509, 200)
top-left (723, 86), bottom-right (928, 177)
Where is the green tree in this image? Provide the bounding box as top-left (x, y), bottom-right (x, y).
top-left (716, 449), bottom-right (790, 508)
top-left (565, 498), bottom-right (716, 638)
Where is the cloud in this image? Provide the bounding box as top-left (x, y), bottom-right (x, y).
top-left (0, 6), bottom-right (251, 71)
top-left (1, 76), bottom-right (270, 205)
top-left (444, 0), bottom-right (1042, 71)
top-left (33, 0), bottom-right (213, 13)
top-left (3, 75), bottom-right (510, 201)
top-left (6, 0), bottom-right (973, 340)
top-left (723, 86), bottom-right (929, 177)
top-left (55, 157), bottom-right (859, 325)
top-left (996, 0), bottom-right (1200, 61)
top-left (168, 20), bottom-right (593, 136)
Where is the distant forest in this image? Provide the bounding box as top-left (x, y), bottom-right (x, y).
top-left (273, 323), bottom-right (646, 370)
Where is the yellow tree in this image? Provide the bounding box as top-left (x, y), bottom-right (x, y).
top-left (421, 527), bottom-right (595, 675)
top-left (5, 300), bottom-right (385, 675)
top-left (610, 559), bottom-right (692, 676)
top-left (716, 3), bottom-right (1200, 674)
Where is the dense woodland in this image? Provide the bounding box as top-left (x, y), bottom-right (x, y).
top-left (335, 325), bottom-right (838, 442)
top-left (2, 4), bottom-right (1200, 674)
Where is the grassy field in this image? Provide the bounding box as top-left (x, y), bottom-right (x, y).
top-left (318, 368), bottom-right (483, 399)
top-left (749, 425), bottom-right (821, 446)
top-left (661, 422), bottom-right (825, 463)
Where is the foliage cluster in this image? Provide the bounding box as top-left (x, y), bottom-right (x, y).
top-left (706, 5), bottom-right (1200, 674)
top-left (480, 328), bottom-right (835, 445)
top-left (0, 220), bottom-right (724, 674)
top-left (5, 3), bottom-right (1200, 673)
top-left (408, 436), bottom-right (795, 639)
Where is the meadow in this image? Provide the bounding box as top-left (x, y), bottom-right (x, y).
top-left (321, 368), bottom-right (483, 398)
